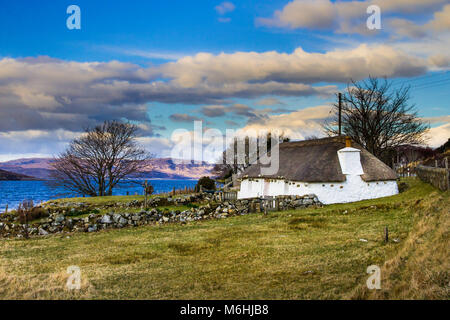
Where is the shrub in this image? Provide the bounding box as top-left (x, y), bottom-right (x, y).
top-left (398, 181), bottom-right (409, 193)
top-left (195, 176), bottom-right (216, 192)
top-left (16, 200), bottom-right (49, 224)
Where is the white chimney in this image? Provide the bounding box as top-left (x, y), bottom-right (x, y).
top-left (337, 137), bottom-right (364, 175)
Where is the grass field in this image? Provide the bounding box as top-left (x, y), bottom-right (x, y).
top-left (0, 178), bottom-right (448, 299)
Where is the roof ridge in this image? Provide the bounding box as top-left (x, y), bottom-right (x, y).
top-left (282, 136), bottom-right (346, 148)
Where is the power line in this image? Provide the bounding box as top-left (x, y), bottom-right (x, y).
top-left (413, 78), bottom-right (450, 91)
top-left (389, 71), bottom-right (450, 89)
top-left (412, 77), bottom-right (450, 89)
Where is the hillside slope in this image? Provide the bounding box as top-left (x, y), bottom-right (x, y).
top-left (0, 169), bottom-right (37, 181)
top-left (350, 185), bottom-right (449, 299)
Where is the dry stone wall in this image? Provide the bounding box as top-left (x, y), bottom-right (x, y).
top-left (416, 165), bottom-right (449, 191)
top-left (0, 194), bottom-right (322, 239)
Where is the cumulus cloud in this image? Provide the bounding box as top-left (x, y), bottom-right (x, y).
top-left (237, 105), bottom-right (333, 140)
top-left (200, 105), bottom-right (227, 117)
top-left (169, 113), bottom-right (202, 122)
top-left (225, 120), bottom-right (239, 127)
top-left (389, 4), bottom-right (450, 39)
top-left (427, 4), bottom-right (450, 32)
top-left (215, 2), bottom-right (235, 15)
top-left (422, 115), bottom-right (450, 124)
top-left (161, 44), bottom-right (427, 87)
top-left (257, 0), bottom-right (448, 35)
top-left (255, 98), bottom-right (285, 106)
top-left (0, 42), bottom-right (437, 155)
top-left (199, 103), bottom-right (294, 121)
top-left (0, 128), bottom-right (177, 160)
top-left (0, 129), bottom-right (81, 159)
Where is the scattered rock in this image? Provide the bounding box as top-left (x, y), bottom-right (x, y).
top-left (87, 224), bottom-right (98, 232)
top-left (101, 215), bottom-right (112, 224)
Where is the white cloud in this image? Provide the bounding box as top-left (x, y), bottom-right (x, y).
top-left (0, 129), bottom-right (81, 158)
top-left (427, 122), bottom-right (450, 147)
top-left (161, 44), bottom-right (427, 87)
top-left (237, 105), bottom-right (333, 140)
top-left (215, 2), bottom-right (235, 15)
top-left (422, 115), bottom-right (450, 124)
top-left (218, 17), bottom-right (231, 23)
top-left (0, 43), bottom-right (440, 151)
top-left (388, 4), bottom-right (450, 39)
top-left (427, 4), bottom-right (450, 32)
top-left (255, 98), bottom-right (285, 106)
top-left (257, 0), bottom-right (448, 35)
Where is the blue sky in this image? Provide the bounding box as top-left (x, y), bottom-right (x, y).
top-left (0, 0), bottom-right (449, 161)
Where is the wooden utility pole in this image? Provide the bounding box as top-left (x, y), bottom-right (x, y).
top-left (338, 92), bottom-right (342, 136)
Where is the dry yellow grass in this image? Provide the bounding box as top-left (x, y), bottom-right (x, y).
top-left (349, 188), bottom-right (449, 299)
top-left (0, 178), bottom-right (448, 299)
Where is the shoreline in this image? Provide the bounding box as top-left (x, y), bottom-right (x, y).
top-left (0, 179), bottom-right (199, 212)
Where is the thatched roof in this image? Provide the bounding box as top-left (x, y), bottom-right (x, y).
top-left (241, 136), bottom-right (397, 182)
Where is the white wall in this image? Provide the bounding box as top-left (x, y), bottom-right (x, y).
top-left (238, 146), bottom-right (399, 204)
top-left (237, 176), bottom-right (398, 205)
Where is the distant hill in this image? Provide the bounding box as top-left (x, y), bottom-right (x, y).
top-left (0, 168), bottom-right (38, 181)
top-left (0, 158), bottom-right (54, 179)
top-left (0, 157), bottom-right (214, 180)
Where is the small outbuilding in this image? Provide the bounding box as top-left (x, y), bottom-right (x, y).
top-left (237, 136), bottom-right (398, 204)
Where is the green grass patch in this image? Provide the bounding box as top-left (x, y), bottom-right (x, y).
top-left (0, 178), bottom-right (447, 299)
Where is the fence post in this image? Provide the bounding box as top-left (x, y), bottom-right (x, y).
top-left (384, 226), bottom-right (389, 243)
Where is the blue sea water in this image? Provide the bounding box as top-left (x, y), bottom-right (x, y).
top-left (0, 179), bottom-right (198, 211)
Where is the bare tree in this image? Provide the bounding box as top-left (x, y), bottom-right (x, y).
top-left (213, 131), bottom-right (289, 179)
top-left (324, 77), bottom-right (429, 163)
top-left (51, 121), bottom-right (151, 197)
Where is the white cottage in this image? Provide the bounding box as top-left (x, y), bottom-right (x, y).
top-left (237, 136), bottom-right (398, 204)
